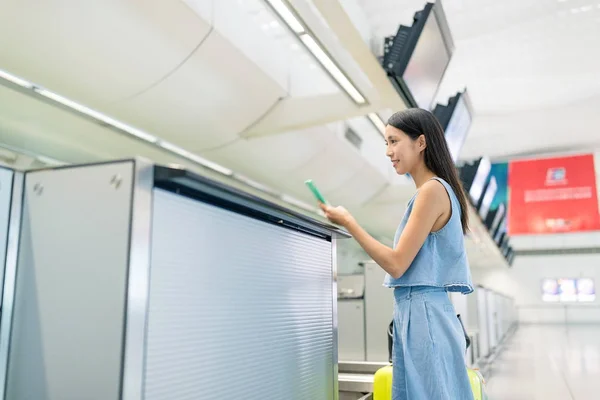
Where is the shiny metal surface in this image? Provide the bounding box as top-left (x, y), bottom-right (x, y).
top-left (0, 167), bottom-right (14, 300)
top-left (332, 237), bottom-right (339, 400)
top-left (338, 372), bottom-right (374, 393)
top-left (0, 171), bottom-right (21, 400)
top-left (153, 165), bottom-right (350, 240)
top-left (339, 391), bottom-right (373, 400)
top-left (121, 159), bottom-right (154, 400)
top-left (339, 361), bottom-right (389, 375)
top-left (145, 189), bottom-right (335, 399)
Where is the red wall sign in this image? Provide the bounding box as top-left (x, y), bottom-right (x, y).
top-left (508, 154), bottom-right (600, 235)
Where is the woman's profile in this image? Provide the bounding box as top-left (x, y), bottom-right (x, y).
top-left (320, 108), bottom-right (474, 399)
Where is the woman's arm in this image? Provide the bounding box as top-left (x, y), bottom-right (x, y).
top-left (321, 180), bottom-right (447, 278)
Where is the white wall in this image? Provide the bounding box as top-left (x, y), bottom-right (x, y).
top-left (472, 253), bottom-right (600, 324)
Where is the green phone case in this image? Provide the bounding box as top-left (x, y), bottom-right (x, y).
top-left (304, 179), bottom-right (327, 204)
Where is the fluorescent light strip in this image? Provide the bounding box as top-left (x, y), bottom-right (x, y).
top-left (264, 0), bottom-right (305, 34)
top-left (35, 88), bottom-right (159, 143)
top-left (264, 1), bottom-right (366, 105)
top-left (33, 87), bottom-right (235, 176)
top-left (368, 113), bottom-right (386, 136)
top-left (0, 69), bottom-right (34, 89)
top-left (0, 68), bottom-right (325, 218)
top-left (300, 34), bottom-right (366, 104)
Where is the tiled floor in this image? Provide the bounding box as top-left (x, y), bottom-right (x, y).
top-left (486, 324), bottom-right (600, 400)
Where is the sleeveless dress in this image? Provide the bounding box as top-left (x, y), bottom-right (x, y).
top-left (383, 177), bottom-right (474, 400)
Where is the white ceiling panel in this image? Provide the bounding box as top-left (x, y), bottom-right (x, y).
top-left (202, 125), bottom-right (339, 188)
top-left (325, 164), bottom-right (388, 207)
top-left (0, 83), bottom-right (323, 218)
top-left (104, 30), bottom-right (287, 151)
top-left (0, 0), bottom-right (210, 106)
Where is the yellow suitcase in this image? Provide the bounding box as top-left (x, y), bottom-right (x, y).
top-left (373, 364), bottom-right (487, 400)
top-left (373, 365), bottom-right (393, 400)
top-left (467, 368), bottom-right (488, 400)
top-left (377, 319), bottom-right (488, 399)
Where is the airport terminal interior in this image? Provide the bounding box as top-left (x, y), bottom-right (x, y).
top-left (0, 1), bottom-right (599, 399)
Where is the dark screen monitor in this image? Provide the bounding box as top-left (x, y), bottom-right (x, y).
top-left (478, 176), bottom-right (497, 221)
top-left (382, 1), bottom-right (454, 109)
top-left (459, 157), bottom-right (491, 207)
top-left (494, 219), bottom-right (506, 245)
top-left (502, 241), bottom-right (511, 256)
top-left (506, 248), bottom-right (515, 266)
top-left (500, 235), bottom-right (510, 253)
top-left (485, 203), bottom-right (506, 235)
top-left (433, 90), bottom-right (473, 163)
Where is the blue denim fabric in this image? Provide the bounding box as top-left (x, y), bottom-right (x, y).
top-left (383, 177), bottom-right (474, 294)
top-left (392, 286), bottom-right (474, 400)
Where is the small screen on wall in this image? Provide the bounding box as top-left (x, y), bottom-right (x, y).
top-left (577, 278), bottom-right (596, 302)
top-left (542, 278), bottom-right (595, 302)
top-left (542, 279), bottom-right (560, 302)
top-left (558, 278), bottom-right (577, 302)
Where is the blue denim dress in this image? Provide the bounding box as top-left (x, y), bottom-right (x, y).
top-left (384, 178), bottom-right (474, 400)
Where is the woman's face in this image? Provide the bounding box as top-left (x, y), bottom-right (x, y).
top-left (385, 125), bottom-right (424, 175)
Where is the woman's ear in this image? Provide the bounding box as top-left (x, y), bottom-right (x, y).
top-left (418, 134), bottom-right (427, 151)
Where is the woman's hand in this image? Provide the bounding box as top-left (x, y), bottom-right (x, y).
top-left (319, 203), bottom-right (354, 227)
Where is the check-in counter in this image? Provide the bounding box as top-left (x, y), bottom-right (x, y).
top-left (0, 159), bottom-right (348, 400)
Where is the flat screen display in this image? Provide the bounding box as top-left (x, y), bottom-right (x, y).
top-left (444, 96), bottom-right (472, 162)
top-left (558, 278), bottom-right (578, 302)
top-left (494, 219), bottom-right (506, 244)
top-left (542, 279), bottom-right (560, 302)
top-left (491, 203), bottom-right (506, 234)
top-left (403, 10), bottom-right (450, 109)
top-left (542, 278), bottom-right (595, 302)
top-left (479, 177), bottom-right (498, 220)
top-left (469, 158), bottom-right (491, 205)
top-left (577, 278), bottom-right (596, 302)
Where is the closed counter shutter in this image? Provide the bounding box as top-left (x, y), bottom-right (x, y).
top-left (144, 188), bottom-right (335, 400)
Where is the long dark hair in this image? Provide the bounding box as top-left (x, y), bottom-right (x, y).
top-left (387, 108), bottom-right (469, 233)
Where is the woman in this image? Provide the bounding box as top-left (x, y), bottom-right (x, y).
top-left (320, 108), bottom-right (474, 400)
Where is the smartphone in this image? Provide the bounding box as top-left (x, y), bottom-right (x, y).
top-left (304, 179), bottom-right (328, 204)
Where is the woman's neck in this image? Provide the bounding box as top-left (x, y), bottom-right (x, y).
top-left (410, 163), bottom-right (436, 189)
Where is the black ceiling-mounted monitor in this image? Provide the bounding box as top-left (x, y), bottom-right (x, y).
top-left (506, 249), bottom-right (515, 266)
top-left (433, 90), bottom-right (474, 163)
top-left (382, 0), bottom-right (454, 109)
top-left (492, 214), bottom-right (506, 241)
top-left (459, 157), bottom-right (491, 207)
top-left (478, 176), bottom-right (497, 221)
top-left (500, 235), bottom-right (510, 253)
top-left (494, 219), bottom-right (506, 246)
top-left (485, 202), bottom-right (506, 236)
top-left (502, 241), bottom-right (511, 256)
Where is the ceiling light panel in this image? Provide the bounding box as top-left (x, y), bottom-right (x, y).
top-left (368, 112), bottom-right (386, 135)
top-left (264, 0), bottom-right (305, 33)
top-left (264, 0), bottom-right (367, 104)
top-left (299, 34), bottom-right (366, 104)
top-left (194, 0), bottom-right (340, 98)
top-left (0, 69), bottom-right (33, 89)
